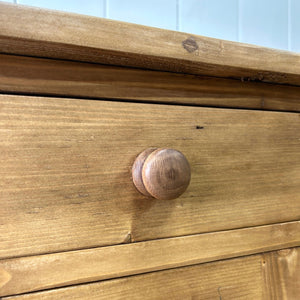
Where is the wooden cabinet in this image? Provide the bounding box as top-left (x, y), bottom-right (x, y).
top-left (0, 2), bottom-right (299, 299)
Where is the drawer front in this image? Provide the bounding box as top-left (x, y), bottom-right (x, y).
top-left (1, 54), bottom-right (300, 112)
top-left (1, 222), bottom-right (299, 296)
top-left (1, 95), bottom-right (299, 259)
top-left (4, 255), bottom-right (265, 300)
top-left (4, 248), bottom-right (300, 300)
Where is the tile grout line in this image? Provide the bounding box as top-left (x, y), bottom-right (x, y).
top-left (104, 0), bottom-right (108, 18)
top-left (176, 0), bottom-right (180, 31)
top-left (287, 0), bottom-right (292, 51)
top-left (237, 0), bottom-right (241, 42)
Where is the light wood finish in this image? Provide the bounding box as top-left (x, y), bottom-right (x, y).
top-left (0, 222), bottom-right (299, 297)
top-left (0, 4), bottom-right (298, 298)
top-left (1, 54), bottom-right (300, 112)
top-left (1, 95), bottom-right (299, 260)
top-left (132, 148), bottom-right (191, 200)
top-left (1, 3), bottom-right (300, 86)
top-left (4, 248), bottom-right (300, 300)
top-left (1, 255), bottom-right (266, 300)
top-left (263, 248), bottom-right (300, 299)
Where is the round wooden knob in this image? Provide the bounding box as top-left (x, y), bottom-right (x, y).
top-left (132, 148), bottom-right (191, 200)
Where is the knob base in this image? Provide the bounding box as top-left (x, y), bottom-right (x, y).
top-left (132, 148), bottom-right (157, 197)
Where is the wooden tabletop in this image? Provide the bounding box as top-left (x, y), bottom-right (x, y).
top-left (1, 2), bottom-right (300, 86)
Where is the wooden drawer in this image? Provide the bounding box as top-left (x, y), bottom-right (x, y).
top-left (1, 94), bottom-right (299, 261)
top-left (0, 2), bottom-right (299, 299)
top-left (4, 248), bottom-right (300, 300)
top-left (1, 222), bottom-right (299, 296)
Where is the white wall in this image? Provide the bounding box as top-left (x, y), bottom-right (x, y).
top-left (2, 0), bottom-right (300, 52)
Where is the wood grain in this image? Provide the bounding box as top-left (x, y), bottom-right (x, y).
top-left (2, 255), bottom-right (266, 299)
top-left (0, 221), bottom-right (299, 297)
top-left (5, 249), bottom-right (300, 300)
top-left (1, 3), bottom-right (300, 86)
top-left (0, 95), bottom-right (299, 259)
top-left (139, 148), bottom-right (191, 200)
top-left (263, 248), bottom-right (300, 299)
top-left (1, 54), bottom-right (300, 112)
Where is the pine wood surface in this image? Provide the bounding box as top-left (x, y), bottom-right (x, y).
top-left (263, 247), bottom-right (300, 299)
top-left (1, 94), bottom-right (299, 260)
top-left (1, 54), bottom-right (300, 112)
top-left (0, 221), bottom-right (299, 297)
top-left (1, 3), bottom-right (300, 85)
top-left (1, 3), bottom-right (299, 298)
top-left (3, 247), bottom-right (300, 300)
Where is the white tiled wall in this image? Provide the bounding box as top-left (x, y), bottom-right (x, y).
top-left (180, 0), bottom-right (239, 41)
top-left (17, 0), bottom-right (105, 16)
top-left (291, 0), bottom-right (300, 51)
top-left (108, 0), bottom-right (177, 30)
top-left (1, 0), bottom-right (299, 52)
top-left (239, 0), bottom-right (288, 50)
